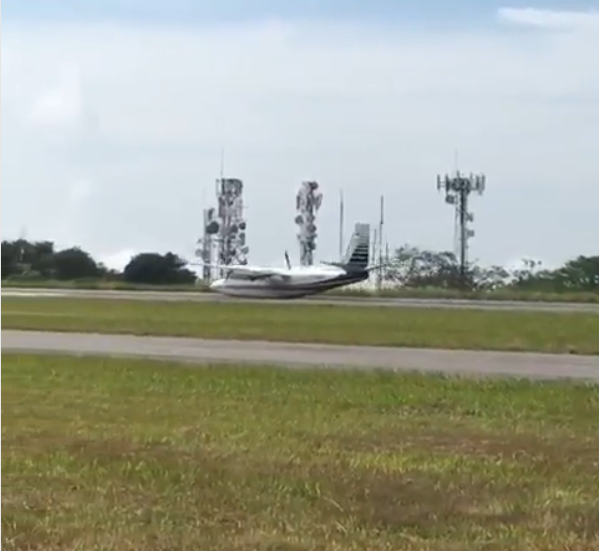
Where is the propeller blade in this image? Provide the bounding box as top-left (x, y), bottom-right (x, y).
top-left (284, 251), bottom-right (291, 270)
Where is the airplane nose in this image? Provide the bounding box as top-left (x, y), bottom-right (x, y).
top-left (209, 279), bottom-right (223, 290)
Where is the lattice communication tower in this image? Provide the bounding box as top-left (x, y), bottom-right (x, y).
top-left (436, 170), bottom-right (486, 288)
top-left (196, 177), bottom-right (249, 281)
top-left (295, 181), bottom-right (323, 266)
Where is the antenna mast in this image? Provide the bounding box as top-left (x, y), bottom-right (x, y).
top-left (376, 195), bottom-right (385, 291)
top-left (436, 160), bottom-right (486, 289)
top-left (339, 190), bottom-right (345, 261)
top-left (195, 154), bottom-right (249, 283)
top-left (295, 181), bottom-right (323, 266)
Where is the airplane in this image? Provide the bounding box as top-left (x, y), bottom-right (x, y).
top-left (205, 223), bottom-right (383, 299)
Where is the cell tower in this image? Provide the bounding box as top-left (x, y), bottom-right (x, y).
top-left (196, 175), bottom-right (249, 282)
top-left (436, 169), bottom-right (486, 288)
top-left (215, 177), bottom-right (249, 271)
top-left (295, 181), bottom-right (323, 266)
top-left (196, 207), bottom-right (220, 282)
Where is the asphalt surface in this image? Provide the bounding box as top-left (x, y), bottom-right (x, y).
top-left (3, 330), bottom-right (599, 382)
top-left (3, 287), bottom-right (599, 313)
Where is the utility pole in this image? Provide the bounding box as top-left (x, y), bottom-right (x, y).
top-left (338, 189), bottom-right (344, 261)
top-left (436, 169), bottom-right (486, 289)
top-left (377, 195), bottom-right (385, 292)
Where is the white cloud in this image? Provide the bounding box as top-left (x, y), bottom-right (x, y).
top-left (27, 64), bottom-right (84, 129)
top-left (1, 8), bottom-right (598, 269)
top-left (497, 7), bottom-right (599, 30)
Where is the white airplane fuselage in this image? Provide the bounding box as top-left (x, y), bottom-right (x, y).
top-left (209, 264), bottom-right (369, 299)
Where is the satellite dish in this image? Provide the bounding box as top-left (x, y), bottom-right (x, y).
top-left (238, 232), bottom-right (246, 245)
top-left (241, 246), bottom-right (249, 255)
top-left (294, 215), bottom-right (303, 225)
top-left (239, 221), bottom-right (246, 230)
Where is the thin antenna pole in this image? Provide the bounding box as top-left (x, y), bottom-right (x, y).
top-left (216, 148), bottom-right (225, 279)
top-left (339, 189), bottom-right (344, 260)
top-left (371, 228), bottom-right (378, 289)
top-left (385, 241), bottom-right (390, 283)
top-left (377, 195), bottom-right (384, 291)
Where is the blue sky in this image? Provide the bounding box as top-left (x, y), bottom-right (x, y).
top-left (3, 0), bottom-right (594, 25)
top-left (2, 2), bottom-right (598, 269)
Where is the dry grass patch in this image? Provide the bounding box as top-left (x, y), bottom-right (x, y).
top-left (2, 354), bottom-right (599, 550)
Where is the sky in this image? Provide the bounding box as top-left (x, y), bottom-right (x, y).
top-left (2, 1), bottom-right (598, 271)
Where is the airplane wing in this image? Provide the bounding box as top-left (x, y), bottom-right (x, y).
top-left (230, 267), bottom-right (279, 280)
top-left (190, 261), bottom-right (290, 281)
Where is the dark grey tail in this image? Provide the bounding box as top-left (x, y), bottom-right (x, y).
top-left (341, 223), bottom-right (370, 269)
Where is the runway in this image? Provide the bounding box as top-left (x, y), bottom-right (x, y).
top-left (3, 330), bottom-right (599, 382)
top-left (2, 287), bottom-right (598, 313)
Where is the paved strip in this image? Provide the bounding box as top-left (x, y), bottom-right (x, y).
top-left (3, 330), bottom-right (599, 381)
top-left (2, 287), bottom-right (598, 313)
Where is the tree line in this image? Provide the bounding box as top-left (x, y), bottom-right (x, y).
top-left (382, 245), bottom-right (599, 292)
top-left (2, 238), bottom-right (598, 292)
top-left (1, 239), bottom-right (196, 286)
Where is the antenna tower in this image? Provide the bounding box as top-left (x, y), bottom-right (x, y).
top-left (295, 181), bottom-right (323, 266)
top-left (436, 167), bottom-right (486, 288)
top-left (215, 177), bottom-right (249, 275)
top-left (195, 160), bottom-right (249, 282)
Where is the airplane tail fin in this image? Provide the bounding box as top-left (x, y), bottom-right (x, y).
top-left (341, 223), bottom-right (370, 269)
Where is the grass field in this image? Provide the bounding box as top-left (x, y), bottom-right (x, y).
top-left (3, 296), bottom-right (599, 354)
top-left (4, 277), bottom-right (599, 303)
top-left (3, 354), bottom-right (599, 550)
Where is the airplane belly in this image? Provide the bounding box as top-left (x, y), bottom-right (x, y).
top-left (212, 271), bottom-right (366, 300)
top-left (215, 282), bottom-right (310, 299)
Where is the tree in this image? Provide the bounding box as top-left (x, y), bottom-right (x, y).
top-left (506, 255), bottom-right (599, 292)
top-left (385, 245), bottom-right (454, 287)
top-left (123, 252), bottom-right (197, 285)
top-left (555, 256), bottom-right (599, 291)
top-left (53, 247), bottom-right (100, 280)
top-left (1, 240), bottom-right (19, 278)
top-left (469, 263), bottom-right (511, 291)
top-left (384, 245), bottom-right (513, 291)
top-left (1, 239), bottom-right (56, 278)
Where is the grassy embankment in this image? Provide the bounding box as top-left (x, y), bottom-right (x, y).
top-left (3, 277), bottom-right (599, 303)
top-left (3, 297), bottom-right (599, 354)
top-left (2, 354), bottom-right (599, 551)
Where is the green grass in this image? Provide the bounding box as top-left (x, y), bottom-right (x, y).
top-left (3, 354), bottom-right (599, 551)
top-left (4, 277), bottom-right (599, 303)
top-left (3, 296), bottom-right (599, 354)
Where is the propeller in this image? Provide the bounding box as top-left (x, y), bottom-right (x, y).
top-left (284, 250), bottom-right (291, 270)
